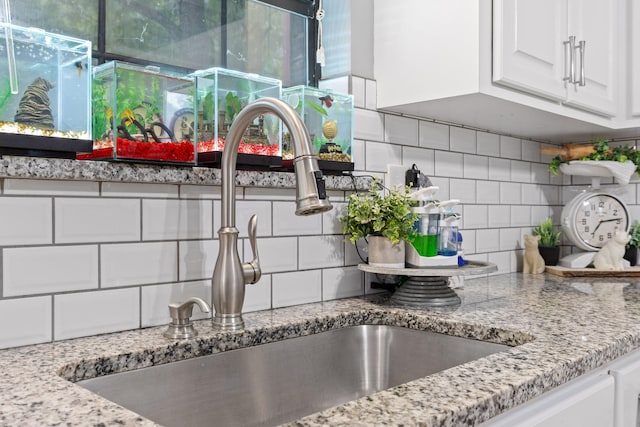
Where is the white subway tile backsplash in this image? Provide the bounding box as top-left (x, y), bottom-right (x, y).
top-left (0, 198), bottom-right (52, 245)
top-left (141, 280), bottom-right (211, 327)
top-left (247, 237), bottom-right (297, 273)
top-left (521, 184), bottom-right (542, 205)
top-left (521, 140), bottom-right (541, 163)
top-left (142, 199), bottom-right (213, 240)
top-left (460, 229), bottom-right (475, 254)
top-left (511, 161), bottom-right (532, 183)
top-left (500, 136), bottom-right (522, 159)
top-left (449, 179), bottom-right (476, 204)
top-left (365, 141), bottom-right (402, 172)
top-left (243, 187), bottom-right (295, 200)
top-left (541, 185), bottom-right (560, 205)
top-left (429, 176), bottom-right (450, 200)
top-left (354, 108), bottom-right (384, 141)
top-left (500, 182), bottom-right (521, 205)
top-left (56, 198), bottom-right (140, 243)
top-left (4, 179), bottom-right (99, 196)
top-left (531, 163), bottom-right (551, 185)
top-left (179, 239), bottom-right (217, 281)
top-left (322, 266), bottom-right (363, 300)
top-left (450, 127), bottom-right (476, 154)
top-left (476, 229), bottom-right (500, 253)
top-left (345, 239), bottom-right (366, 265)
top-left (488, 157), bottom-right (511, 181)
top-left (464, 154), bottom-right (489, 180)
top-left (488, 251), bottom-right (512, 274)
top-left (434, 151), bottom-right (463, 178)
top-left (101, 242), bottom-right (178, 287)
top-left (365, 79), bottom-right (377, 110)
top-left (216, 200), bottom-right (271, 237)
top-left (350, 76), bottom-right (365, 108)
top-left (0, 296), bottom-right (52, 349)
top-left (3, 245), bottom-right (98, 297)
top-left (531, 206), bottom-right (552, 225)
top-left (477, 132), bottom-right (500, 157)
top-left (179, 184), bottom-right (222, 199)
top-left (419, 121), bottom-right (449, 150)
top-left (384, 115), bottom-right (418, 146)
top-left (272, 202), bottom-right (322, 236)
top-left (299, 235), bottom-right (345, 269)
top-left (476, 181), bottom-right (500, 204)
top-left (54, 288), bottom-right (139, 340)
top-left (499, 228), bottom-right (521, 251)
top-left (102, 182), bottom-right (179, 198)
top-left (488, 205), bottom-right (511, 228)
top-left (402, 147), bottom-right (435, 176)
top-left (244, 275), bottom-right (272, 312)
top-left (463, 205), bottom-right (488, 229)
top-left (510, 206), bottom-right (532, 227)
top-left (352, 139), bottom-right (366, 171)
top-left (272, 270), bottom-right (321, 308)
top-left (323, 201), bottom-right (346, 235)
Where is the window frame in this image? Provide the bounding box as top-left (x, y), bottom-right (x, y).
top-left (93, 0), bottom-right (319, 86)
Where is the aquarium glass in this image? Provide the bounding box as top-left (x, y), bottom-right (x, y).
top-left (192, 67), bottom-right (282, 158)
top-left (84, 61), bottom-right (197, 164)
top-left (0, 24), bottom-right (91, 140)
top-left (105, 0), bottom-right (308, 87)
top-left (10, 0), bottom-right (98, 45)
top-left (282, 85), bottom-right (353, 162)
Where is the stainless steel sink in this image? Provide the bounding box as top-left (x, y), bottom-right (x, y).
top-left (77, 325), bottom-right (509, 427)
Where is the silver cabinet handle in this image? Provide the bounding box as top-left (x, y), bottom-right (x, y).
top-left (577, 40), bottom-right (586, 86)
top-left (242, 214), bottom-right (261, 285)
top-left (563, 36), bottom-right (576, 83)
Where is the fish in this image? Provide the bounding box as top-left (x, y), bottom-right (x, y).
top-left (75, 61), bottom-right (87, 78)
top-left (121, 108), bottom-right (136, 125)
top-left (319, 95), bottom-right (333, 108)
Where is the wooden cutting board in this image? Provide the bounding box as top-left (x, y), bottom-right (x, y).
top-left (545, 265), bottom-right (640, 277)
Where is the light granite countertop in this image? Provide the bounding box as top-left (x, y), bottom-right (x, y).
top-left (0, 156), bottom-right (371, 190)
top-left (3, 272), bottom-right (640, 426)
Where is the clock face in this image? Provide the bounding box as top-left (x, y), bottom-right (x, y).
top-left (568, 193), bottom-right (629, 250)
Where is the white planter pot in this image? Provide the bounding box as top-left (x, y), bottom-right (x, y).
top-left (368, 235), bottom-right (405, 268)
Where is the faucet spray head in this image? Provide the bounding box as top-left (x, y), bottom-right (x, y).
top-left (294, 155), bottom-right (332, 216)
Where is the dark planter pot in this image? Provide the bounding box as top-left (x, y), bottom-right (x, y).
top-left (624, 247), bottom-right (638, 266)
top-left (538, 246), bottom-right (560, 266)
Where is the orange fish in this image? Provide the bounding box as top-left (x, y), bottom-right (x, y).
top-left (319, 95), bottom-right (333, 108)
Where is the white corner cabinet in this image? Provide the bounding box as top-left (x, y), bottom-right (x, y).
top-left (373, 0), bottom-right (638, 142)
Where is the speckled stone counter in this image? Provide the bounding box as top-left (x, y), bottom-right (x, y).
top-left (3, 273), bottom-right (640, 426)
top-left (0, 156), bottom-right (370, 190)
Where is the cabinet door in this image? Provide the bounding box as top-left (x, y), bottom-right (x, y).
top-left (632, 1), bottom-right (640, 117)
top-left (608, 348), bottom-right (640, 427)
top-left (563, 0), bottom-right (617, 117)
top-left (481, 371), bottom-right (614, 427)
top-left (493, 0), bottom-right (568, 101)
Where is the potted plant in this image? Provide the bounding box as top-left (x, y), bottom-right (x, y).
top-left (624, 221), bottom-right (640, 266)
top-left (532, 217), bottom-right (561, 266)
top-left (340, 180), bottom-right (416, 267)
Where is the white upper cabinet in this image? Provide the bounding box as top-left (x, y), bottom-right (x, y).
top-left (493, 0), bottom-right (568, 102)
top-left (373, 0), bottom-right (637, 142)
top-left (493, 0), bottom-right (617, 117)
top-left (632, 1), bottom-right (640, 117)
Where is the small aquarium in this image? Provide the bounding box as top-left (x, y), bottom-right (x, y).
top-left (191, 67), bottom-right (282, 168)
top-left (0, 23), bottom-right (91, 157)
top-left (80, 61), bottom-right (196, 165)
top-left (282, 85), bottom-right (353, 174)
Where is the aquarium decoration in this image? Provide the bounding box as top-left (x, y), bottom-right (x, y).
top-left (281, 85), bottom-right (354, 174)
top-left (0, 24), bottom-right (91, 158)
top-left (190, 67), bottom-right (282, 168)
top-left (78, 61), bottom-right (197, 165)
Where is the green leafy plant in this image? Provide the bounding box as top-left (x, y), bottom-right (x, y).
top-left (549, 137), bottom-right (640, 176)
top-left (340, 180), bottom-right (416, 245)
top-left (627, 221), bottom-right (640, 249)
top-left (532, 218), bottom-right (561, 247)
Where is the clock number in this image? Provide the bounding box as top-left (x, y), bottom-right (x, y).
top-left (599, 201), bottom-right (605, 208)
top-left (607, 232), bottom-right (612, 239)
top-left (599, 235), bottom-right (604, 242)
top-left (581, 219), bottom-right (587, 225)
top-left (585, 211), bottom-right (590, 217)
top-left (584, 226), bottom-right (589, 233)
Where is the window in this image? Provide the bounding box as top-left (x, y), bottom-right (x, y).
top-left (10, 0), bottom-right (317, 87)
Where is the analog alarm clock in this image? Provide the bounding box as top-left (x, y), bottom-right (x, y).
top-left (559, 190), bottom-right (630, 267)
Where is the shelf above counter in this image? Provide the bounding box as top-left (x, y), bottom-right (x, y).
top-left (0, 156), bottom-right (372, 191)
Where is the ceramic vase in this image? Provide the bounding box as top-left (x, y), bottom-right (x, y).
top-left (368, 235), bottom-right (405, 268)
top-left (538, 246), bottom-right (560, 266)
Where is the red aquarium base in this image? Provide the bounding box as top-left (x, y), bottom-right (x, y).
top-left (78, 138), bottom-right (195, 163)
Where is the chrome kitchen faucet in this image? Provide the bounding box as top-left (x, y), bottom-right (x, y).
top-left (211, 97), bottom-right (332, 331)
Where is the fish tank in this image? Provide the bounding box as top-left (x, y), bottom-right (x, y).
top-left (0, 23), bottom-right (92, 158)
top-left (282, 85), bottom-right (353, 174)
top-left (191, 67), bottom-right (282, 168)
top-left (79, 61), bottom-right (196, 165)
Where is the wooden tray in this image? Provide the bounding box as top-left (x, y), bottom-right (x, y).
top-left (546, 265), bottom-right (640, 277)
